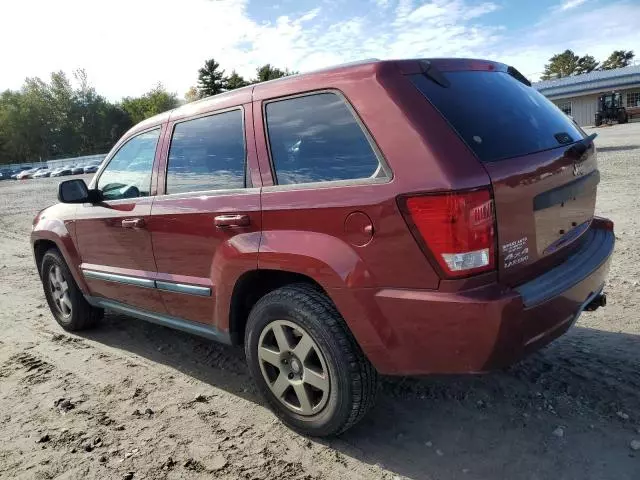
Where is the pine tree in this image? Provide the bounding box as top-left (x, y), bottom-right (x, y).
top-left (225, 71), bottom-right (248, 90)
top-left (197, 59), bottom-right (226, 97)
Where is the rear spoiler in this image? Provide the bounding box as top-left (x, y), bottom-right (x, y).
top-left (415, 60), bottom-right (532, 88)
top-left (566, 133), bottom-right (598, 158)
top-left (506, 66), bottom-right (531, 87)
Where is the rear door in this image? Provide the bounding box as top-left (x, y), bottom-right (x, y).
top-left (148, 105), bottom-right (262, 326)
top-left (410, 65), bottom-right (598, 285)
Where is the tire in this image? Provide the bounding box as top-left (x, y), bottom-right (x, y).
top-left (618, 110), bottom-right (628, 124)
top-left (245, 283), bottom-right (378, 436)
top-left (41, 249), bottom-right (103, 331)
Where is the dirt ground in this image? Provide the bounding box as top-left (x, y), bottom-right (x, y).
top-left (1, 124), bottom-right (639, 480)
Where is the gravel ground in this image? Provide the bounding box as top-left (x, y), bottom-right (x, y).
top-left (0, 123), bottom-right (639, 480)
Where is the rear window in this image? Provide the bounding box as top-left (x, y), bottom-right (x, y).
top-left (410, 71), bottom-right (585, 163)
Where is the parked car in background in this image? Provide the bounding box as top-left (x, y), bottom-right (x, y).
top-left (31, 58), bottom-right (614, 437)
top-left (11, 167), bottom-right (31, 179)
top-left (17, 167), bottom-right (46, 180)
top-left (51, 167), bottom-right (73, 177)
top-left (33, 169), bottom-right (52, 179)
top-left (83, 164), bottom-right (101, 174)
top-left (71, 166), bottom-right (85, 175)
top-left (2, 168), bottom-right (20, 180)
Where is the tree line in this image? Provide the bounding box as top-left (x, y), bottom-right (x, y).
top-left (0, 59), bottom-right (294, 165)
top-left (188, 60), bottom-right (297, 100)
top-left (541, 49), bottom-right (635, 80)
top-left (2, 50), bottom-right (636, 165)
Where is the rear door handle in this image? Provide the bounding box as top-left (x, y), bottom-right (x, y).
top-left (214, 214), bottom-right (250, 228)
top-left (121, 218), bottom-right (145, 229)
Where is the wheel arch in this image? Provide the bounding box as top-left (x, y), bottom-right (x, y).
top-left (228, 269), bottom-right (326, 345)
top-left (31, 227), bottom-right (89, 294)
top-left (33, 239), bottom-right (59, 277)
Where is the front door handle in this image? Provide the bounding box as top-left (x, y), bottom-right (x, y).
top-left (122, 218), bottom-right (145, 229)
top-left (214, 214), bottom-right (250, 228)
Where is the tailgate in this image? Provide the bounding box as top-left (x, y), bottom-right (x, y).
top-left (483, 138), bottom-right (598, 285)
top-left (408, 60), bottom-right (598, 285)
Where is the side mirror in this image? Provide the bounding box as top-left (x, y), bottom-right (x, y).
top-left (58, 179), bottom-right (100, 203)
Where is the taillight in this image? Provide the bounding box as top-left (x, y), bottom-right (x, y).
top-left (402, 189), bottom-right (496, 278)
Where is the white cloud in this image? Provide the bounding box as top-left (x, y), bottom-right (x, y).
top-left (497, 1), bottom-right (640, 79)
top-left (0, 0), bottom-right (638, 99)
top-left (558, 0), bottom-right (589, 11)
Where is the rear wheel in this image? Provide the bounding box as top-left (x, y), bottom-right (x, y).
top-left (245, 284), bottom-right (378, 436)
top-left (618, 110), bottom-right (628, 124)
top-left (41, 249), bottom-right (103, 331)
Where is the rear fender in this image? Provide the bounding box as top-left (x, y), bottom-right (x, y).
top-left (256, 231), bottom-right (386, 350)
top-left (211, 231), bottom-right (262, 331)
top-left (258, 230), bottom-right (374, 289)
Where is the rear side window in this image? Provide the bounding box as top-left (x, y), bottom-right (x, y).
top-left (410, 71), bottom-right (586, 162)
top-left (265, 92), bottom-right (381, 185)
top-left (166, 109), bottom-right (245, 194)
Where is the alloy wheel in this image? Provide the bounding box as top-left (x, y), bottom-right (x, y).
top-left (48, 265), bottom-right (72, 318)
top-left (257, 319), bottom-right (330, 416)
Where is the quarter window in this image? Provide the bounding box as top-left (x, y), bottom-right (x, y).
top-left (98, 128), bottom-right (160, 201)
top-left (166, 109), bottom-right (245, 194)
top-left (265, 93), bottom-right (381, 185)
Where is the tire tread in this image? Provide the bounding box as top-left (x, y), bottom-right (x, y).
top-left (41, 249), bottom-right (102, 331)
top-left (249, 283), bottom-right (378, 435)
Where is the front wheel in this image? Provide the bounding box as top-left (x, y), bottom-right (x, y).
top-left (41, 249), bottom-right (103, 331)
top-left (245, 284), bottom-right (378, 436)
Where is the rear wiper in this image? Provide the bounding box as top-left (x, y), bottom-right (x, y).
top-left (418, 60), bottom-right (451, 88)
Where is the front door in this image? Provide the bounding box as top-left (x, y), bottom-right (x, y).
top-left (148, 106), bottom-right (262, 327)
top-left (75, 126), bottom-right (166, 313)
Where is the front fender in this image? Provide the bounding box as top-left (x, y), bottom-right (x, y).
top-left (31, 216), bottom-right (89, 294)
top-left (257, 230), bottom-right (374, 289)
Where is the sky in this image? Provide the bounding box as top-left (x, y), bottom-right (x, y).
top-left (2, 0), bottom-right (640, 100)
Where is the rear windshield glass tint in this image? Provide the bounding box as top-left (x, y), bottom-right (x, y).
top-left (410, 71), bottom-right (585, 162)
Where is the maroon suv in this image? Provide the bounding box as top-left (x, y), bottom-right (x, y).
top-left (32, 59), bottom-right (614, 436)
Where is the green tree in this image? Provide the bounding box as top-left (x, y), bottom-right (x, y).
top-left (225, 70), bottom-right (248, 90)
top-left (575, 55), bottom-right (599, 75)
top-left (253, 64), bottom-right (297, 83)
top-left (600, 50), bottom-right (635, 70)
top-left (197, 59), bottom-right (226, 97)
top-left (184, 86), bottom-right (199, 103)
top-left (0, 70), bottom-right (134, 165)
top-left (121, 83), bottom-right (179, 124)
top-left (541, 50), bottom-right (580, 80)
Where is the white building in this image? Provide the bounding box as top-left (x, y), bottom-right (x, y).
top-left (533, 65), bottom-right (640, 127)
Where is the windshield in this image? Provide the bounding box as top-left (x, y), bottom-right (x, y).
top-left (410, 70), bottom-right (586, 162)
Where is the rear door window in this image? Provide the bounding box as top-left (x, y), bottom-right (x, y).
top-left (265, 92), bottom-right (382, 185)
top-left (166, 109), bottom-right (245, 194)
top-left (410, 71), bottom-right (586, 162)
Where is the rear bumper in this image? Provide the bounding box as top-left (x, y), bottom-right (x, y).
top-left (334, 221), bottom-right (614, 376)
